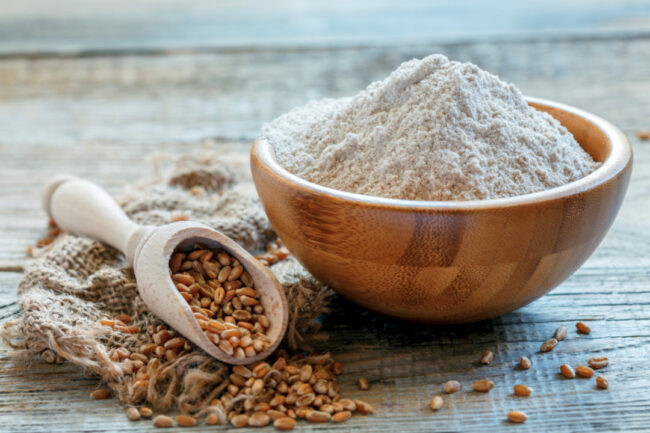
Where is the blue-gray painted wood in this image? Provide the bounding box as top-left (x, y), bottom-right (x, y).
top-left (0, 0), bottom-right (649, 54)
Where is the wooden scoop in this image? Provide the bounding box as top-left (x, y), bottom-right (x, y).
top-left (42, 175), bottom-right (288, 365)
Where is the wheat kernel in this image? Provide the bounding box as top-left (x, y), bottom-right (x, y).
top-left (480, 350), bottom-right (494, 364)
top-left (153, 415), bottom-right (173, 428)
top-left (554, 326), bottom-right (568, 341)
top-left (471, 379), bottom-right (495, 392)
top-left (444, 380), bottom-right (460, 394)
top-left (560, 364), bottom-right (575, 378)
top-left (588, 356), bottom-right (608, 370)
top-left (507, 411), bottom-right (527, 423)
top-left (90, 389), bottom-right (111, 400)
top-left (430, 395), bottom-right (443, 411)
top-left (576, 321), bottom-right (591, 334)
top-left (576, 365), bottom-right (594, 378)
top-left (274, 417), bottom-right (296, 430)
top-left (357, 377), bottom-right (369, 390)
top-left (514, 384), bottom-right (532, 396)
top-left (176, 415), bottom-right (196, 427)
top-left (540, 338), bottom-right (558, 352)
top-left (126, 407), bottom-right (140, 421)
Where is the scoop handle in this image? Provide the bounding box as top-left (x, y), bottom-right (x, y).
top-left (42, 175), bottom-right (150, 264)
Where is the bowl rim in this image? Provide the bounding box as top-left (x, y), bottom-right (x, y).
top-left (252, 97), bottom-right (632, 210)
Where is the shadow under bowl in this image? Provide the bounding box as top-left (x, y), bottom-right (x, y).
top-left (250, 97), bottom-right (633, 323)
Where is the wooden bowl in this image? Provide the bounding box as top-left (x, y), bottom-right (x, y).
top-left (250, 97), bottom-right (633, 323)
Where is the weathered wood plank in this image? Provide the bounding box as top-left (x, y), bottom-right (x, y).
top-left (0, 37), bottom-right (649, 269)
top-left (0, 0), bottom-right (648, 55)
top-left (2, 264), bottom-right (650, 432)
top-left (1, 38), bottom-right (649, 144)
top-left (0, 273), bottom-right (20, 321)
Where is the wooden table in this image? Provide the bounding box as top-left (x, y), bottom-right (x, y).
top-left (2, 2), bottom-right (650, 432)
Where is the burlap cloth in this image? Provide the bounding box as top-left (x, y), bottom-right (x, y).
top-left (1, 152), bottom-right (334, 413)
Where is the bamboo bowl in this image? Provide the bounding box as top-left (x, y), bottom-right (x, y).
top-left (251, 98), bottom-right (633, 323)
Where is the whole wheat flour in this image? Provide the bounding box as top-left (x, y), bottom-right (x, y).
top-left (262, 54), bottom-right (600, 201)
top-left (1, 152), bottom-right (333, 414)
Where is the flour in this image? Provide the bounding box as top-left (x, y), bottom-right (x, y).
top-left (261, 54), bottom-right (600, 201)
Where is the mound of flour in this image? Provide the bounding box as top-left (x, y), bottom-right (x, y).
top-left (261, 54), bottom-right (600, 201)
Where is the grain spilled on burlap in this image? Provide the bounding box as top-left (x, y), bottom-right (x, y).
top-left (0, 152), bottom-right (334, 413)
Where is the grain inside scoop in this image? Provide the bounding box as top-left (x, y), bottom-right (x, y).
top-left (42, 175), bottom-right (288, 365)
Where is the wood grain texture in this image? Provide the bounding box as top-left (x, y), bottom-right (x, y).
top-left (3, 261), bottom-right (650, 432)
top-left (0, 273), bottom-right (21, 322)
top-left (251, 100), bottom-right (633, 322)
top-left (1, 37), bottom-right (650, 270)
top-left (1, 27), bottom-right (650, 433)
top-left (0, 0), bottom-right (648, 55)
